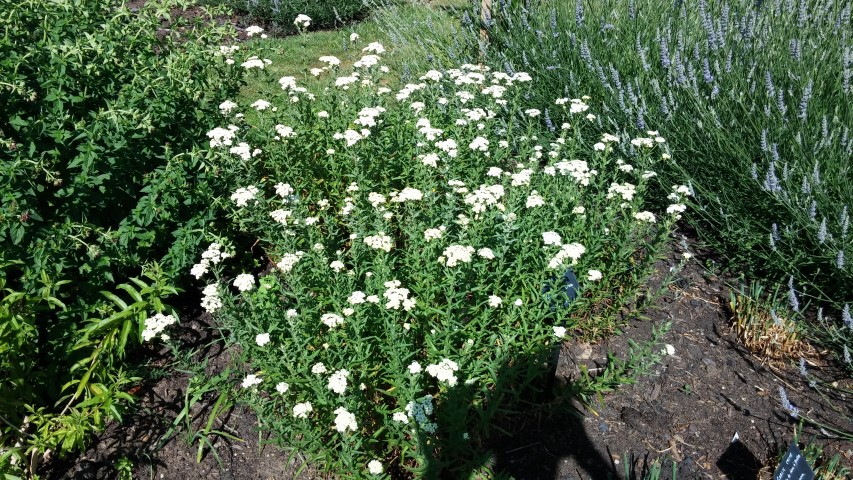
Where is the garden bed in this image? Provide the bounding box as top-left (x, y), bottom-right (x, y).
top-left (26, 2), bottom-right (853, 479)
top-left (44, 235), bottom-right (852, 479)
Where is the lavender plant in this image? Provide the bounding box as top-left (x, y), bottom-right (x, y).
top-left (192, 37), bottom-right (685, 477)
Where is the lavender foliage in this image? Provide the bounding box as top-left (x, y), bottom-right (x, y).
top-left (778, 387), bottom-right (799, 418)
top-left (798, 78), bottom-right (812, 120)
top-left (788, 276), bottom-right (799, 312)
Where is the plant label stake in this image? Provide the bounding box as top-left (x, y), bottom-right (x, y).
top-left (773, 441), bottom-right (814, 480)
top-left (541, 268), bottom-right (579, 398)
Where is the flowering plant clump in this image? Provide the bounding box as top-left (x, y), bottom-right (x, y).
top-left (198, 39), bottom-right (680, 477)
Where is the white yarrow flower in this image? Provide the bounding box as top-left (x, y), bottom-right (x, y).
top-left (241, 374), bottom-right (262, 388)
top-left (293, 402), bottom-right (313, 418)
top-left (294, 14), bottom-right (311, 28)
top-left (367, 460), bottom-right (383, 475)
top-left (255, 332), bottom-right (271, 347)
top-left (233, 273), bottom-right (255, 292)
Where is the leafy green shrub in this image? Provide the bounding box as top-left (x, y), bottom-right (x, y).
top-left (214, 0), bottom-right (372, 33)
top-left (197, 39), bottom-right (684, 477)
top-left (0, 0), bottom-right (244, 474)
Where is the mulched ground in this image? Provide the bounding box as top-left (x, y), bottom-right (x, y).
top-left (42, 233), bottom-right (853, 480)
top-left (488, 236), bottom-right (853, 480)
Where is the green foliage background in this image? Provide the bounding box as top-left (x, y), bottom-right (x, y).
top-left (0, 0), bottom-right (243, 472)
top-left (213, 0), bottom-right (373, 33)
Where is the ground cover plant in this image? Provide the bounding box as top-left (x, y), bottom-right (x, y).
top-left (186, 28), bottom-right (693, 477)
top-left (0, 0), bottom-right (244, 475)
top-left (375, 0), bottom-right (853, 372)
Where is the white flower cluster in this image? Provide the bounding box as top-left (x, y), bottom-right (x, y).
top-left (390, 187), bottom-right (423, 203)
top-left (327, 369), bottom-right (350, 394)
top-left (142, 313), bottom-right (178, 342)
top-left (420, 69), bottom-right (443, 81)
top-left (230, 142), bottom-right (262, 161)
top-left (633, 211), bottom-right (657, 223)
top-left (547, 242), bottom-right (586, 269)
top-left (293, 401), bottom-right (313, 418)
top-left (270, 209), bottom-right (292, 225)
top-left (334, 129), bottom-right (367, 147)
top-left (434, 138), bottom-right (458, 158)
top-left (294, 14), bottom-right (311, 28)
top-left (233, 273), bottom-right (255, 292)
top-left (251, 99), bottom-right (271, 111)
top-left (405, 395), bottom-right (437, 433)
top-left (218, 100), bottom-right (237, 115)
top-left (321, 313), bottom-right (345, 329)
top-left (363, 42), bottom-right (385, 54)
top-left (207, 125), bottom-right (239, 148)
top-left (423, 226), bottom-right (446, 242)
top-left (367, 192), bottom-right (386, 208)
top-left (354, 106), bottom-right (386, 127)
top-left (347, 290), bottom-right (366, 305)
top-left (241, 56), bottom-right (271, 70)
top-left (255, 332), bottom-right (271, 347)
top-left (607, 182), bottom-right (637, 202)
top-left (630, 130), bottom-right (666, 148)
top-left (319, 55), bottom-right (341, 67)
top-left (353, 54), bottom-right (380, 69)
top-left (426, 358), bottom-right (459, 386)
top-left (555, 97), bottom-right (590, 114)
top-left (333, 407), bottom-right (358, 433)
top-left (469, 136), bottom-right (489, 152)
top-left (200, 284), bottom-right (223, 313)
top-left (383, 280), bottom-right (416, 311)
top-left (666, 184), bottom-right (692, 218)
top-left (542, 231), bottom-right (562, 246)
top-left (554, 159), bottom-right (595, 186)
top-left (274, 124), bottom-right (296, 139)
top-left (464, 184), bottom-right (505, 214)
top-left (245, 25), bottom-right (264, 37)
top-left (367, 460), bottom-right (383, 475)
top-left (511, 168), bottom-right (534, 187)
top-left (216, 45), bottom-right (239, 65)
top-left (230, 185), bottom-right (260, 207)
top-left (242, 373), bottom-right (262, 388)
top-left (278, 184), bottom-right (297, 200)
top-left (439, 245), bottom-right (475, 267)
top-left (278, 76), bottom-right (298, 91)
top-left (364, 232), bottom-right (393, 252)
top-left (276, 251), bottom-right (305, 273)
top-left (191, 242), bottom-right (231, 279)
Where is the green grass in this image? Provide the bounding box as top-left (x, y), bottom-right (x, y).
top-left (237, 1), bottom-right (463, 103)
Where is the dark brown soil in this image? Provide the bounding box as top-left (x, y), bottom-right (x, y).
top-left (42, 234), bottom-right (853, 480)
top-left (487, 236), bottom-right (853, 480)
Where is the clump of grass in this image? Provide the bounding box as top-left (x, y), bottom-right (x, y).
top-left (729, 282), bottom-right (808, 360)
